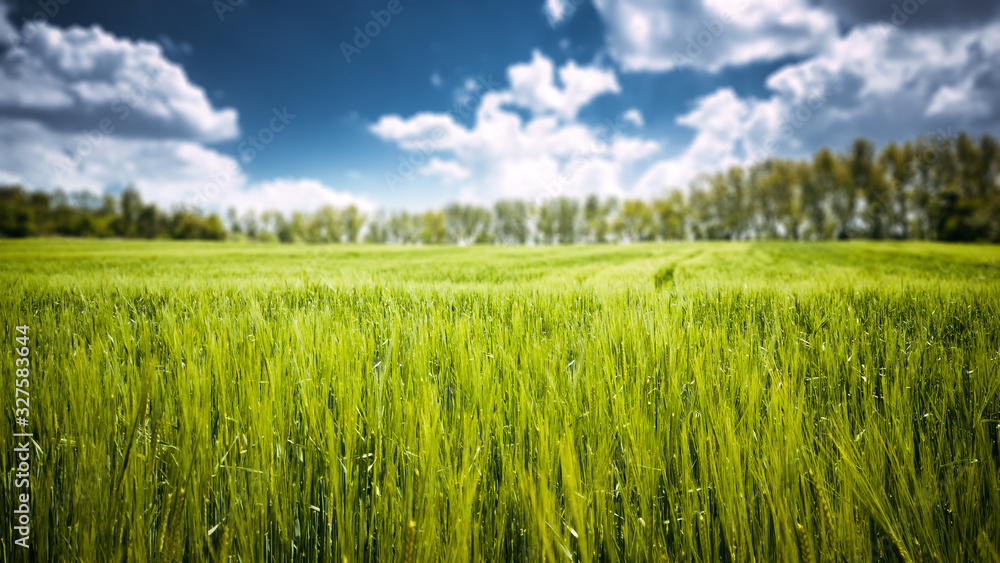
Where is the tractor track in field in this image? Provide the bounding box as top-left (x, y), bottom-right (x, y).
top-left (654, 248), bottom-right (703, 289)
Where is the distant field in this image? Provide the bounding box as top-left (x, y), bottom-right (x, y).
top-left (2, 240), bottom-right (999, 562)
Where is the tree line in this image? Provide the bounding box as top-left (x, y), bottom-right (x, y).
top-left (2, 131), bottom-right (998, 243)
top-left (0, 188), bottom-right (227, 240)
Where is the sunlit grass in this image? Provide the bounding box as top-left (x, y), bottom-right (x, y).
top-left (1, 240), bottom-right (998, 562)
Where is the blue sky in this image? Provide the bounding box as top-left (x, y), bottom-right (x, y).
top-left (1, 0), bottom-right (999, 213)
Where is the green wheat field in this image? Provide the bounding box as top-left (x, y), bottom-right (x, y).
top-left (2, 239), bottom-right (999, 562)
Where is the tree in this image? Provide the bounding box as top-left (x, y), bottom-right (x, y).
top-left (613, 199), bottom-right (655, 242)
top-left (419, 210), bottom-right (447, 244)
top-left (770, 160), bottom-right (803, 240)
top-left (259, 210), bottom-right (284, 242)
top-left (289, 211), bottom-right (310, 243)
top-left (342, 205), bottom-right (366, 243)
top-left (137, 204), bottom-right (165, 239)
top-left (536, 200), bottom-right (559, 244)
top-left (203, 213), bottom-right (228, 240)
top-left (0, 186), bottom-right (36, 237)
top-left (241, 209), bottom-right (261, 240)
top-left (976, 134), bottom-right (998, 200)
top-left (312, 205), bottom-right (343, 243)
top-left (554, 197), bottom-right (581, 244)
top-left (364, 210), bottom-right (389, 243)
top-left (879, 141), bottom-right (915, 239)
top-left (493, 200), bottom-right (529, 245)
top-left (975, 135), bottom-right (1000, 241)
top-left (444, 204), bottom-right (492, 245)
top-left (583, 195), bottom-right (616, 243)
top-left (652, 192), bottom-right (686, 241)
top-left (724, 166), bottom-right (749, 240)
top-left (847, 138), bottom-right (892, 239)
top-left (687, 182), bottom-right (721, 240)
top-left (116, 186), bottom-right (142, 237)
top-left (1, 131), bottom-right (997, 245)
top-left (814, 147), bottom-right (852, 239)
top-left (387, 211), bottom-right (420, 244)
top-left (227, 207), bottom-right (242, 236)
top-left (797, 161), bottom-right (826, 240)
top-left (911, 135), bottom-right (941, 239)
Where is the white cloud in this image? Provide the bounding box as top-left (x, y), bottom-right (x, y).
top-left (371, 51), bottom-right (659, 203)
top-left (369, 111), bottom-right (468, 151)
top-left (816, 0), bottom-right (1000, 30)
top-left (636, 19), bottom-right (1000, 195)
top-left (622, 108), bottom-right (644, 127)
top-left (223, 179), bottom-right (376, 215)
top-left (419, 158), bottom-right (470, 184)
top-left (635, 89), bottom-right (749, 194)
top-left (0, 115), bottom-right (373, 215)
top-left (588, 0), bottom-right (838, 72)
top-left (751, 20), bottom-right (1000, 149)
top-left (926, 77), bottom-right (991, 118)
top-left (506, 50), bottom-right (620, 120)
top-left (0, 6), bottom-right (373, 215)
top-left (0, 116), bottom-right (243, 204)
top-left (543, 0), bottom-right (570, 26)
top-left (430, 72), bottom-right (442, 88)
top-left (157, 35), bottom-right (193, 57)
top-left (0, 19), bottom-right (238, 142)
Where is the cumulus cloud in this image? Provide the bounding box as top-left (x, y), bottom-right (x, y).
top-left (371, 51), bottom-right (659, 202)
top-left (622, 108), bottom-right (644, 127)
top-left (636, 19), bottom-right (1000, 195)
top-left (543, 0), bottom-right (588, 27)
top-left (817, 0), bottom-right (1000, 30)
top-left (0, 5), bottom-right (372, 215)
top-left (419, 158), bottom-right (471, 184)
top-left (589, 0), bottom-right (838, 72)
top-left (635, 89), bottom-right (750, 194)
top-left (751, 20), bottom-right (1000, 150)
top-left (369, 111), bottom-right (468, 151)
top-left (925, 77), bottom-right (992, 119)
top-left (0, 114), bottom-right (244, 203)
top-left (0, 115), bottom-right (372, 214)
top-left (556, 0), bottom-right (1000, 75)
top-left (223, 179), bottom-right (376, 215)
top-left (0, 19), bottom-right (238, 142)
top-left (506, 50), bottom-right (620, 120)
top-left (543, 0), bottom-right (568, 26)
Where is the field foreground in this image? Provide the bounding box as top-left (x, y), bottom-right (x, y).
top-left (2, 240), bottom-right (999, 562)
